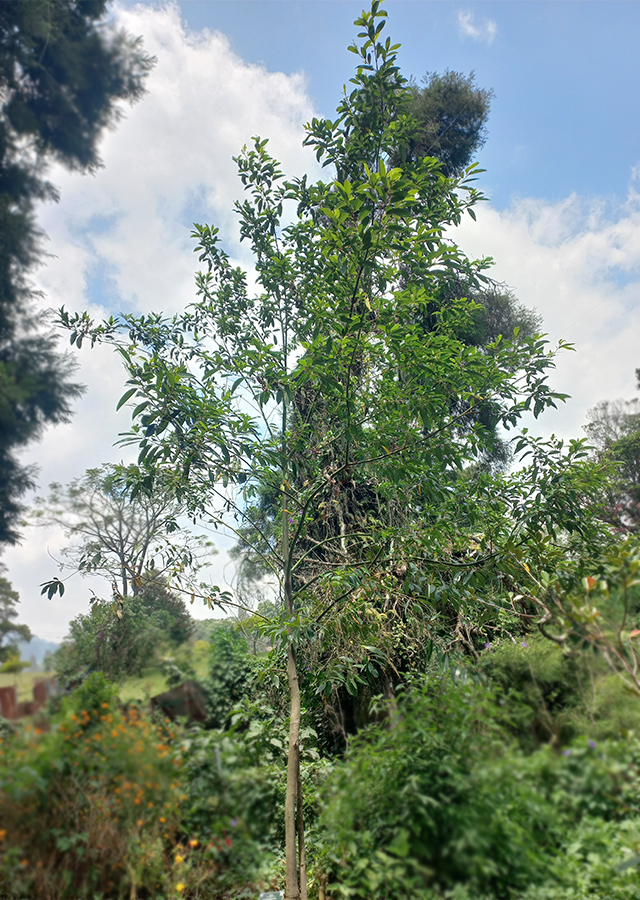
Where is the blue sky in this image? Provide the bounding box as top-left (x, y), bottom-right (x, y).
top-left (169, 0), bottom-right (640, 209)
top-left (6, 0), bottom-right (640, 639)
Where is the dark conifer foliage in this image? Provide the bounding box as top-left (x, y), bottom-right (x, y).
top-left (394, 70), bottom-right (492, 176)
top-left (0, 0), bottom-right (154, 544)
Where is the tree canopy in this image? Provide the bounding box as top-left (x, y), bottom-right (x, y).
top-left (33, 464), bottom-right (215, 601)
top-left (392, 69), bottom-right (492, 177)
top-left (0, 0), bottom-right (154, 545)
top-left (584, 394), bottom-right (640, 533)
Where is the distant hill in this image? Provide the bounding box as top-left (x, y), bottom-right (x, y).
top-left (17, 636), bottom-right (60, 669)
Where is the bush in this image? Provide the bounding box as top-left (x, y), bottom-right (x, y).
top-left (0, 671), bottom-right (294, 899)
top-left (52, 585), bottom-right (194, 688)
top-left (0, 674), bottom-right (185, 898)
top-left (206, 626), bottom-right (254, 729)
top-left (318, 677), bottom-right (557, 899)
top-left (316, 676), bottom-right (640, 900)
top-left (480, 633), bottom-right (640, 747)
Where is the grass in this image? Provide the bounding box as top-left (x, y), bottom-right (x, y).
top-left (119, 639), bottom-right (211, 702)
top-left (119, 668), bottom-right (170, 702)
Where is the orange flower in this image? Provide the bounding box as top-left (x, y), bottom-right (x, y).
top-left (102, 702), bottom-right (109, 709)
top-left (137, 819), bottom-right (144, 827)
top-left (188, 839), bottom-right (198, 848)
top-left (159, 817), bottom-right (166, 824)
top-left (0, 830), bottom-right (6, 841)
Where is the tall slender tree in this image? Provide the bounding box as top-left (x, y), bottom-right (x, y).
top-left (63, 5), bottom-right (585, 896)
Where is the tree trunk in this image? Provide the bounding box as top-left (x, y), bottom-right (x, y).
top-left (285, 643), bottom-right (301, 899)
top-left (297, 764), bottom-right (308, 900)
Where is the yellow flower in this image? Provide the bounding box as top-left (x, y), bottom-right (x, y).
top-left (159, 817), bottom-right (166, 824)
top-left (176, 884), bottom-right (185, 893)
top-left (175, 855), bottom-right (184, 864)
top-left (188, 839), bottom-right (198, 848)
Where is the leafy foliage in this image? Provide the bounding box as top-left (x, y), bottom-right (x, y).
top-left (0, 569), bottom-right (30, 664)
top-left (318, 676), bottom-right (640, 900)
top-left (205, 625), bottom-right (255, 729)
top-left (584, 396), bottom-right (640, 532)
top-left (0, 1), bottom-right (154, 544)
top-left (481, 632), bottom-right (640, 749)
top-left (52, 583), bottom-right (193, 687)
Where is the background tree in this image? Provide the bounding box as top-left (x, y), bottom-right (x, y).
top-left (392, 69), bottom-right (492, 176)
top-left (33, 464), bottom-right (215, 599)
top-left (0, 0), bottom-right (154, 544)
top-left (584, 392), bottom-right (640, 532)
top-left (0, 567), bottom-right (31, 663)
top-left (584, 397), bottom-right (640, 452)
top-left (52, 579), bottom-right (193, 686)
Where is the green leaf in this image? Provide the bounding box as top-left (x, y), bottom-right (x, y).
top-left (116, 387), bottom-right (137, 410)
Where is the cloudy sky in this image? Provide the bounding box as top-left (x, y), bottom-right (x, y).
top-left (4, 0), bottom-right (640, 642)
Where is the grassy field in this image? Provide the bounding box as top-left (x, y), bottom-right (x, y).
top-left (119, 639), bottom-right (210, 702)
top-left (0, 640), bottom-right (212, 706)
top-left (0, 670), bottom-right (49, 703)
top-left (119, 669), bottom-right (170, 702)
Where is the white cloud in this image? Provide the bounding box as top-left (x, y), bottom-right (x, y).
top-left (457, 11), bottom-right (497, 45)
top-left (453, 183), bottom-right (640, 442)
top-left (2, 1), bottom-right (317, 639)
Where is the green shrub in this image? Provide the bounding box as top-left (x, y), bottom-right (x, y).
top-left (316, 676), bottom-right (640, 900)
top-left (0, 674), bottom-right (185, 898)
top-left (206, 626), bottom-right (254, 728)
top-left (179, 691), bottom-right (325, 863)
top-left (52, 584), bottom-right (194, 688)
top-left (480, 633), bottom-right (640, 747)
